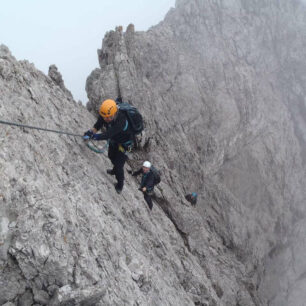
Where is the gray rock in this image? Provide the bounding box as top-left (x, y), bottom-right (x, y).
top-left (33, 289), bottom-right (49, 305)
top-left (48, 64), bottom-right (73, 99)
top-left (1, 0), bottom-right (306, 306)
top-left (18, 289), bottom-right (34, 306)
top-left (86, 0), bottom-right (306, 305)
top-left (0, 44), bottom-right (13, 59)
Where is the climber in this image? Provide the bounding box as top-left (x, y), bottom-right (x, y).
top-left (185, 192), bottom-right (198, 205)
top-left (84, 98), bottom-right (134, 194)
top-left (131, 161), bottom-right (157, 210)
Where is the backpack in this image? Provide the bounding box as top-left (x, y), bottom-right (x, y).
top-left (151, 165), bottom-right (161, 185)
top-left (117, 100), bottom-right (144, 135)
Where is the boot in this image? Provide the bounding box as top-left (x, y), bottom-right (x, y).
top-left (114, 184), bottom-right (122, 194)
top-left (107, 169), bottom-right (115, 175)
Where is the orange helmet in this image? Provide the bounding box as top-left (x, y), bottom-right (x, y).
top-left (99, 99), bottom-right (118, 118)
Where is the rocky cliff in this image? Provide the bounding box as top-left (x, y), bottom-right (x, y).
top-left (1, 0), bottom-right (306, 305)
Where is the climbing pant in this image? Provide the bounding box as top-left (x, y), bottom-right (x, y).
top-left (144, 190), bottom-right (154, 210)
top-left (108, 143), bottom-right (128, 190)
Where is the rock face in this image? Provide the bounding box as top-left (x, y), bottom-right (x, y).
top-left (85, 0), bottom-right (306, 305)
top-left (0, 44), bottom-right (244, 306)
top-left (48, 64), bottom-right (73, 99)
top-left (0, 1), bottom-right (306, 306)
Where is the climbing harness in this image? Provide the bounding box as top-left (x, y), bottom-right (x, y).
top-left (118, 144), bottom-right (125, 153)
top-left (0, 119), bottom-right (83, 137)
top-left (118, 141), bottom-right (133, 154)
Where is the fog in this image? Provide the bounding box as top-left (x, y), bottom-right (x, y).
top-left (0, 0), bottom-right (175, 103)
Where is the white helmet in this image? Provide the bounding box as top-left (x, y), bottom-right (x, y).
top-left (143, 161), bottom-right (151, 168)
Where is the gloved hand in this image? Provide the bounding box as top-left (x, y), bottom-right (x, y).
top-left (92, 133), bottom-right (101, 141)
top-left (84, 130), bottom-right (93, 138)
top-left (127, 169), bottom-right (133, 175)
top-left (115, 96), bottom-right (122, 103)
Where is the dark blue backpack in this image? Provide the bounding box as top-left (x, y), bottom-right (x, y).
top-left (151, 165), bottom-right (161, 185)
top-left (116, 99), bottom-right (144, 135)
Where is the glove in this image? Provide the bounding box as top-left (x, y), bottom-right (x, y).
top-left (127, 169), bottom-right (133, 175)
top-left (115, 96), bottom-right (122, 103)
top-left (92, 133), bottom-right (101, 141)
top-left (84, 130), bottom-right (93, 138)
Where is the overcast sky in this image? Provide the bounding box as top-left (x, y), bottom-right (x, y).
top-left (0, 0), bottom-right (175, 103)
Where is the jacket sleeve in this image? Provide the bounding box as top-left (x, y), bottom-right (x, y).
top-left (132, 168), bottom-right (143, 176)
top-left (93, 116), bottom-right (105, 131)
top-left (94, 113), bottom-right (127, 141)
top-left (144, 172), bottom-right (155, 189)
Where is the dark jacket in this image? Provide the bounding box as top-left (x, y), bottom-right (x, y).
top-left (185, 194), bottom-right (197, 205)
top-left (133, 168), bottom-right (155, 191)
top-left (93, 110), bottom-right (133, 145)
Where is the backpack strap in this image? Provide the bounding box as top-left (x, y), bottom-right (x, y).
top-left (123, 119), bottom-right (129, 131)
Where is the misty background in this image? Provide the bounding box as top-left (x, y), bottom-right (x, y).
top-left (0, 0), bottom-right (175, 103)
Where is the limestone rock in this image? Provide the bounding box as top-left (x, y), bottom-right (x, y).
top-left (48, 64), bottom-right (73, 99)
top-left (85, 0), bottom-right (306, 305)
top-left (1, 0), bottom-right (306, 305)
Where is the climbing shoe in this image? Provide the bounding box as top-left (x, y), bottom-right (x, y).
top-left (115, 184), bottom-right (122, 194)
top-left (107, 169), bottom-right (115, 175)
